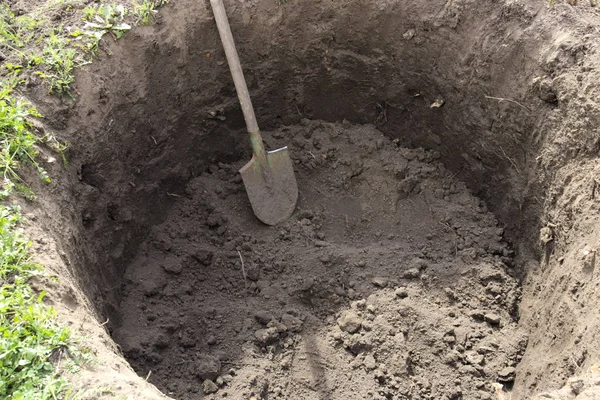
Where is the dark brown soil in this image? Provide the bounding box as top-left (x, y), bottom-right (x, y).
top-left (112, 121), bottom-right (526, 399)
top-left (14, 0), bottom-right (600, 398)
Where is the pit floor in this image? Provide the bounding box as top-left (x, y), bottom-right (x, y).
top-left (113, 120), bottom-right (527, 400)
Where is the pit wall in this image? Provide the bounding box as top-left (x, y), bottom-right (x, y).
top-left (27, 0), bottom-right (600, 397)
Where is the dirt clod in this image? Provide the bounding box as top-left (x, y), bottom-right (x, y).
top-left (202, 380), bottom-right (219, 394)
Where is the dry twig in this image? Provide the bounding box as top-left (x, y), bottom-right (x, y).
top-left (485, 95), bottom-right (531, 113)
top-left (238, 250), bottom-right (249, 305)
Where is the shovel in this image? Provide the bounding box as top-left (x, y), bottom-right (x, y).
top-left (210, 0), bottom-right (298, 225)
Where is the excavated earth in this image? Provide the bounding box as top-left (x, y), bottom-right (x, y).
top-left (14, 0), bottom-right (600, 399)
top-left (113, 122), bottom-right (527, 399)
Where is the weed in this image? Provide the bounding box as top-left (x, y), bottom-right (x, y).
top-left (81, 6), bottom-right (96, 22)
top-left (41, 35), bottom-right (77, 95)
top-left (0, 84), bottom-right (49, 199)
top-left (0, 5), bottom-right (25, 49)
top-left (133, 0), bottom-right (158, 25)
top-left (82, 4), bottom-right (131, 39)
top-left (26, 51), bottom-right (44, 68)
top-left (0, 205), bottom-right (72, 399)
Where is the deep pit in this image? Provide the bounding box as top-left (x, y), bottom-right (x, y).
top-left (22, 0), bottom-right (600, 398)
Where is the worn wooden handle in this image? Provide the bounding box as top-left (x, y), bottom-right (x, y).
top-left (209, 0), bottom-right (261, 138)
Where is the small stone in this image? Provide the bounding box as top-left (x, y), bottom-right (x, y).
top-left (281, 313), bottom-right (303, 332)
top-left (337, 310), bottom-right (363, 334)
top-left (352, 299), bottom-right (367, 309)
top-left (484, 313), bottom-right (501, 326)
top-left (443, 334), bottom-right (456, 345)
top-left (395, 287), bottom-right (408, 298)
top-left (246, 264), bottom-right (260, 281)
top-left (469, 310), bottom-right (485, 321)
top-left (443, 350), bottom-right (462, 365)
top-left (332, 330), bottom-right (343, 341)
top-left (409, 257), bottom-right (428, 270)
top-left (254, 327), bottom-right (279, 344)
top-left (207, 335), bottom-right (217, 345)
top-left (569, 378), bottom-right (585, 394)
top-left (538, 78), bottom-right (557, 104)
top-left (372, 277), bottom-right (388, 288)
top-left (363, 354), bottom-right (377, 370)
top-left (297, 210), bottom-right (314, 220)
top-left (161, 257), bottom-right (182, 274)
top-left (280, 355), bottom-right (292, 369)
top-left (477, 391), bottom-right (492, 400)
top-left (220, 374), bottom-right (233, 383)
top-left (444, 287), bottom-right (456, 299)
top-left (498, 366), bottom-right (516, 382)
top-left (254, 310), bottom-right (274, 325)
top-left (403, 268), bottom-right (420, 279)
top-left (141, 277), bottom-right (167, 297)
top-left (196, 355), bottom-right (221, 380)
top-left (486, 282), bottom-right (503, 296)
top-left (267, 319), bottom-right (288, 333)
top-left (403, 28), bottom-right (416, 40)
top-left (203, 379), bottom-right (219, 394)
top-left (466, 352), bottom-right (484, 365)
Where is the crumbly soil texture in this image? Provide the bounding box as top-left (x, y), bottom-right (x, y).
top-left (113, 121), bottom-right (526, 400)
top-left (14, 0), bottom-right (600, 398)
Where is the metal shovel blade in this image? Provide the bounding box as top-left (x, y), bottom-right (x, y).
top-left (240, 146), bottom-right (298, 225)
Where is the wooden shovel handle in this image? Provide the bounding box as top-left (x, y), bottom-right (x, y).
top-left (210, 0), bottom-right (266, 159)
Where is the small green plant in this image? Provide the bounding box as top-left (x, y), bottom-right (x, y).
top-left (40, 32), bottom-right (81, 95)
top-left (0, 5), bottom-right (41, 51)
top-left (26, 51), bottom-right (44, 68)
top-left (133, 0), bottom-right (158, 25)
top-left (0, 205), bottom-right (72, 399)
top-left (81, 5), bottom-right (96, 22)
top-left (83, 4), bottom-right (131, 40)
top-left (0, 84), bottom-right (49, 199)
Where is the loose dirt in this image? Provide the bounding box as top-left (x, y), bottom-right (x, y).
top-left (113, 120), bottom-right (526, 399)
top-left (9, 0), bottom-right (600, 398)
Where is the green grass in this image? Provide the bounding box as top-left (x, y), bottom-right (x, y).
top-left (39, 31), bottom-right (88, 96)
top-left (0, 1), bottom-right (173, 397)
top-left (0, 83), bottom-right (49, 199)
top-left (0, 1), bottom-right (164, 98)
top-left (0, 205), bottom-right (72, 399)
top-left (0, 0), bottom-right (172, 195)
